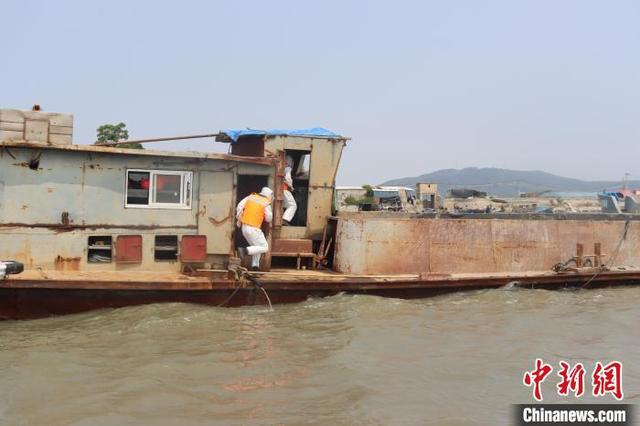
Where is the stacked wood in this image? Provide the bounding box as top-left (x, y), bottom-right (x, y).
top-left (0, 108), bottom-right (73, 145)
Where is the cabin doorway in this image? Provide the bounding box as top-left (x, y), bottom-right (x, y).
top-left (284, 149), bottom-right (311, 227)
top-left (235, 175), bottom-right (269, 249)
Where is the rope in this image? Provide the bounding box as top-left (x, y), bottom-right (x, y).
top-left (257, 286), bottom-right (274, 311)
top-left (246, 274), bottom-right (274, 311)
top-left (215, 280), bottom-right (243, 307)
top-left (582, 220), bottom-right (630, 289)
top-left (552, 257), bottom-right (578, 273)
top-left (216, 265), bottom-right (248, 307)
top-left (218, 265), bottom-right (274, 310)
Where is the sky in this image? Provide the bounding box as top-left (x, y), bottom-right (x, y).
top-left (2, 0), bottom-right (639, 185)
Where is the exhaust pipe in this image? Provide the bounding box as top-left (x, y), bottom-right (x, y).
top-left (0, 261), bottom-right (24, 279)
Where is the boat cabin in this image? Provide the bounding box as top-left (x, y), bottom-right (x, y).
top-left (0, 108), bottom-right (347, 273)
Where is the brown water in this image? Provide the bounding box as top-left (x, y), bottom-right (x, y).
top-left (0, 287), bottom-right (638, 425)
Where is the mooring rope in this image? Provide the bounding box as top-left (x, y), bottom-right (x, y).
top-left (245, 274), bottom-right (274, 311)
top-left (219, 265), bottom-right (273, 310)
top-left (216, 277), bottom-right (244, 307)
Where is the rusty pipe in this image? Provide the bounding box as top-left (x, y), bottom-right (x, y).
top-left (98, 133), bottom-right (220, 146)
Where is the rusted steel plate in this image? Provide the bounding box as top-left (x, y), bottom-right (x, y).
top-left (180, 235), bottom-right (207, 262)
top-left (491, 219), bottom-right (560, 272)
top-left (334, 216), bottom-right (640, 275)
top-left (429, 219), bottom-right (494, 273)
top-left (115, 235), bottom-right (143, 263)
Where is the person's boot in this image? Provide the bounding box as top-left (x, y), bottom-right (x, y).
top-left (251, 266), bottom-right (260, 272)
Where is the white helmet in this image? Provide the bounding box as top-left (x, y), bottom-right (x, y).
top-left (260, 187), bottom-right (273, 201)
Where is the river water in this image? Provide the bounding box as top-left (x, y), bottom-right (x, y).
top-left (0, 287), bottom-right (638, 425)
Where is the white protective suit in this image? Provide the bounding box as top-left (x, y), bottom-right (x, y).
top-left (236, 188), bottom-right (273, 268)
top-left (283, 155), bottom-right (297, 223)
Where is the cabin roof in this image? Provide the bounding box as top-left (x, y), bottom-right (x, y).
top-left (0, 140), bottom-right (275, 165)
top-left (216, 128), bottom-right (345, 143)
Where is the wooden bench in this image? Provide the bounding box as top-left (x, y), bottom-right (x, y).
top-left (271, 239), bottom-right (316, 269)
top-left (271, 251), bottom-right (316, 269)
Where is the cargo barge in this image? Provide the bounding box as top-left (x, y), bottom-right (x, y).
top-left (1, 107), bottom-right (640, 319)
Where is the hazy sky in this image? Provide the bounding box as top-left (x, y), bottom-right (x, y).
top-left (2, 1), bottom-right (639, 185)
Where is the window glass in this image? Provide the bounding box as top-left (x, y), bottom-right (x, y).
top-left (125, 170), bottom-right (192, 209)
top-left (127, 171), bottom-right (150, 205)
top-left (154, 174), bottom-right (182, 204)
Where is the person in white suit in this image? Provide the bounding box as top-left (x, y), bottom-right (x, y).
top-left (236, 187), bottom-right (273, 270)
top-left (282, 155), bottom-right (297, 225)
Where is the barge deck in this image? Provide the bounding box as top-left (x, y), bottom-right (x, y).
top-left (2, 267), bottom-right (639, 320)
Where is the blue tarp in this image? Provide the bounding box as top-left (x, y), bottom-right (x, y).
top-left (218, 128), bottom-right (341, 143)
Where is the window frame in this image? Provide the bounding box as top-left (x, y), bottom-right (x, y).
top-left (124, 169), bottom-right (193, 210)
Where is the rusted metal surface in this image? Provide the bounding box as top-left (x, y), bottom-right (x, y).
top-left (576, 243), bottom-right (584, 267)
top-left (115, 235), bottom-right (143, 263)
top-left (2, 268), bottom-right (640, 320)
top-left (0, 223), bottom-right (198, 231)
top-left (0, 144), bottom-right (272, 271)
top-left (595, 243), bottom-right (602, 267)
top-left (262, 136), bottom-right (346, 240)
top-left (53, 256), bottom-right (81, 271)
top-left (8, 123), bottom-right (640, 321)
top-left (99, 133), bottom-right (219, 146)
top-left (197, 170), bottom-right (235, 255)
top-left (180, 235), bottom-right (207, 262)
top-left (60, 212), bottom-right (70, 226)
top-left (0, 141), bottom-right (276, 166)
top-left (229, 136), bottom-right (265, 157)
top-left (207, 215), bottom-right (231, 226)
top-left (334, 214), bottom-right (640, 275)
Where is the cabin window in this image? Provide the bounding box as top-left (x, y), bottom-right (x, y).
top-left (155, 235), bottom-right (178, 261)
top-left (125, 170), bottom-right (192, 209)
top-left (88, 236), bottom-right (112, 263)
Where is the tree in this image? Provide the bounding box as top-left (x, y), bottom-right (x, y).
top-left (342, 185), bottom-right (379, 210)
top-left (343, 195), bottom-right (360, 206)
top-left (362, 185), bottom-right (375, 204)
top-left (95, 122), bottom-right (143, 149)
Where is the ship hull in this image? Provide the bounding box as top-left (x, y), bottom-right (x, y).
top-left (2, 269), bottom-right (639, 320)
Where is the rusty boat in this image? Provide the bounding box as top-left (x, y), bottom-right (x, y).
top-left (2, 107), bottom-right (640, 320)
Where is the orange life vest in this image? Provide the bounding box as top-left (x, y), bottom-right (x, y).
top-left (241, 193), bottom-right (270, 228)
